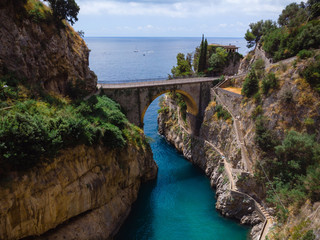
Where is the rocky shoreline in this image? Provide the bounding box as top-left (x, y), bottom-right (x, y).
top-left (157, 95), bottom-right (265, 240)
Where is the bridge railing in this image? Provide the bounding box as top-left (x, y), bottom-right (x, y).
top-left (98, 74), bottom-right (221, 84)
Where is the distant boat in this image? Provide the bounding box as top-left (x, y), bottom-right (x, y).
top-left (134, 50), bottom-right (139, 52)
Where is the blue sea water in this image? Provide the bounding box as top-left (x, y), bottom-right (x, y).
top-left (84, 37), bottom-right (250, 239)
top-left (85, 37), bottom-right (249, 83)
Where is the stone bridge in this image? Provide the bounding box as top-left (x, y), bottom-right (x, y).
top-left (98, 77), bottom-right (220, 134)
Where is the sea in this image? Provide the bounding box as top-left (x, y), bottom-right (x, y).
top-left (85, 37), bottom-right (249, 83)
top-left (84, 37), bottom-right (250, 240)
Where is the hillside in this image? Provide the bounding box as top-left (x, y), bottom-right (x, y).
top-left (158, 48), bottom-right (320, 240)
top-left (157, 1), bottom-right (320, 238)
top-left (0, 1), bottom-right (158, 239)
top-left (0, 0), bottom-right (96, 95)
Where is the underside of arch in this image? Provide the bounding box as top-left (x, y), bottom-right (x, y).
top-left (141, 89), bottom-right (198, 125)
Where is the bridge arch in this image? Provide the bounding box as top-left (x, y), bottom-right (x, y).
top-left (99, 77), bottom-right (218, 134)
top-left (140, 89), bottom-right (199, 126)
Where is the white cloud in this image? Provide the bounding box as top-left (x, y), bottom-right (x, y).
top-left (75, 0), bottom-right (302, 36)
top-left (80, 1), bottom-right (188, 17)
top-left (79, 0), bottom-right (294, 18)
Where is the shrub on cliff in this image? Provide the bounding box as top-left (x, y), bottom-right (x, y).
top-left (0, 111), bottom-right (61, 170)
top-left (254, 116), bottom-right (279, 152)
top-left (215, 104), bottom-right (231, 121)
top-left (242, 69), bottom-right (259, 97)
top-left (301, 57), bottom-right (320, 92)
top-left (261, 72), bottom-right (278, 95)
top-left (259, 130), bottom-right (320, 213)
top-left (0, 88), bottom-right (135, 175)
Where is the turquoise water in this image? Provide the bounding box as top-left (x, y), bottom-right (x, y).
top-left (85, 37), bottom-right (250, 239)
top-left (114, 97), bottom-right (250, 240)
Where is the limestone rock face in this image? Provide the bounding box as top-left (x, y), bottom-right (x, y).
top-left (0, 0), bottom-right (97, 94)
top-left (157, 95), bottom-right (263, 238)
top-left (0, 144), bottom-right (158, 240)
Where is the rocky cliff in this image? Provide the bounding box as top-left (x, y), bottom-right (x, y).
top-left (0, 2), bottom-right (158, 239)
top-left (158, 96), bottom-right (263, 239)
top-left (0, 0), bottom-right (97, 95)
top-left (158, 49), bottom-right (320, 239)
top-left (0, 143), bottom-right (157, 240)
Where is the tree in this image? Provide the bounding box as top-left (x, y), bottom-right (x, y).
top-left (307, 0), bottom-right (320, 19)
top-left (244, 20), bottom-right (277, 48)
top-left (241, 69), bottom-right (259, 97)
top-left (45, 0), bottom-right (80, 25)
top-left (170, 53), bottom-right (192, 78)
top-left (198, 34), bottom-right (208, 73)
top-left (209, 47), bottom-right (228, 73)
top-left (244, 30), bottom-right (256, 48)
top-left (278, 2), bottom-right (308, 27)
top-left (275, 131), bottom-right (320, 182)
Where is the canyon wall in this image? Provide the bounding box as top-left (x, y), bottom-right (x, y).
top-left (0, 144), bottom-right (157, 240)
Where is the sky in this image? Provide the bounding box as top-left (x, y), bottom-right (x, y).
top-left (73, 0), bottom-right (303, 37)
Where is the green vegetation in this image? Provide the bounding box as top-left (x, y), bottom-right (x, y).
top-left (242, 69), bottom-right (259, 97)
top-left (0, 74), bottom-right (147, 178)
top-left (168, 93), bottom-right (187, 121)
top-left (261, 72), bottom-right (278, 95)
top-left (300, 57), bottom-right (320, 92)
top-left (297, 49), bottom-right (314, 59)
top-left (27, 1), bottom-right (48, 23)
top-left (301, 230), bottom-right (316, 240)
top-left (245, 1), bottom-right (320, 62)
top-left (17, 0), bottom-right (80, 26)
top-left (251, 105), bottom-right (262, 120)
top-left (208, 47), bottom-right (228, 74)
top-left (169, 53), bottom-right (193, 78)
top-left (255, 128), bottom-right (320, 219)
top-left (263, 20), bottom-right (320, 61)
top-left (241, 59), bottom-right (278, 98)
top-left (254, 116), bottom-right (279, 152)
top-left (44, 0), bottom-right (80, 25)
top-left (170, 34), bottom-right (242, 78)
top-left (198, 35), bottom-right (208, 73)
top-left (278, 2), bottom-right (308, 28)
top-left (244, 20), bottom-right (277, 48)
top-left (215, 104), bottom-right (232, 121)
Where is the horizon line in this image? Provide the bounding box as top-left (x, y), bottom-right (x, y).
top-left (83, 36), bottom-right (244, 39)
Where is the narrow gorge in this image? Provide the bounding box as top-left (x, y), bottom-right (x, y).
top-left (158, 47), bottom-right (320, 239)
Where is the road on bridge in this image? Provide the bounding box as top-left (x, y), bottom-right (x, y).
top-left (98, 77), bottom-right (220, 89)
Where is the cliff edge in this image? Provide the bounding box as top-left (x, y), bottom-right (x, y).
top-left (0, 0), bottom-right (97, 95)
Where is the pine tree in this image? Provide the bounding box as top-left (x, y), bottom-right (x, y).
top-left (198, 34), bottom-right (208, 73)
top-left (198, 35), bottom-right (204, 72)
top-left (204, 38), bottom-right (208, 70)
